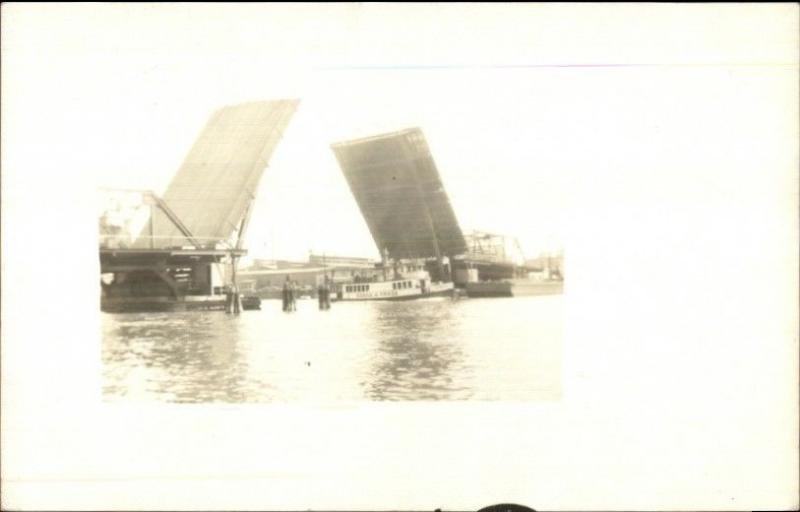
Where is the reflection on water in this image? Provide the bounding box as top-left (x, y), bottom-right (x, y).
top-left (102, 295), bottom-right (562, 402)
top-left (365, 301), bottom-right (469, 400)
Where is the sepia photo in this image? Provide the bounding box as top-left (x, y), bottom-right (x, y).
top-left (2, 3), bottom-right (798, 511)
top-left (97, 89), bottom-right (565, 403)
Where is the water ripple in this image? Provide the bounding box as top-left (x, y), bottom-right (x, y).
top-left (102, 296), bottom-right (562, 402)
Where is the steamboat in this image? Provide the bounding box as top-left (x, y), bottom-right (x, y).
top-left (336, 264), bottom-right (453, 302)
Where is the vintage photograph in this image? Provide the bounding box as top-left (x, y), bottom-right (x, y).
top-left (3, 4), bottom-right (796, 511)
top-left (98, 90), bottom-right (564, 403)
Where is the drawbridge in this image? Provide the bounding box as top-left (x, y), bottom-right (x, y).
top-left (99, 99), bottom-right (300, 312)
top-left (331, 128), bottom-right (467, 279)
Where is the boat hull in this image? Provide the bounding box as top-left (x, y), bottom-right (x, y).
top-left (101, 297), bottom-right (227, 313)
top-left (465, 281), bottom-right (513, 298)
top-left (102, 294), bottom-right (262, 313)
top-left (510, 279), bottom-right (563, 297)
top-left (464, 279), bottom-right (563, 298)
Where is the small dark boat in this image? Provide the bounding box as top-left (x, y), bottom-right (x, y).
top-left (241, 295), bottom-right (262, 310)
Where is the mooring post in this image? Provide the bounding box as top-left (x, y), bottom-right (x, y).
top-left (148, 202), bottom-right (155, 249)
top-left (231, 255), bottom-right (241, 314)
top-left (233, 287), bottom-right (241, 314)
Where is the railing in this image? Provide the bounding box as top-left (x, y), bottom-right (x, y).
top-left (99, 234), bottom-right (236, 251)
top-left (98, 188), bottom-right (238, 251)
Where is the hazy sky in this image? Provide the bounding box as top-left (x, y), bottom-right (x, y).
top-left (3, 4), bottom-right (796, 261)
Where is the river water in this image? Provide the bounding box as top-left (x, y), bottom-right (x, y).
top-left (102, 295), bottom-right (562, 402)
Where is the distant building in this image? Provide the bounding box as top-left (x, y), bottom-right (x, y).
top-left (238, 254), bottom-right (380, 298)
top-left (238, 267), bottom-right (327, 294)
top-left (525, 252), bottom-right (564, 279)
top-left (249, 259), bottom-right (279, 270)
top-left (250, 259), bottom-right (311, 270)
top-left (308, 254), bottom-right (375, 269)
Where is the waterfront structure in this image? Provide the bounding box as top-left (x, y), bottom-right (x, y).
top-left (237, 254), bottom-right (380, 299)
top-left (99, 100), bottom-right (300, 312)
top-left (452, 230), bottom-right (528, 283)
